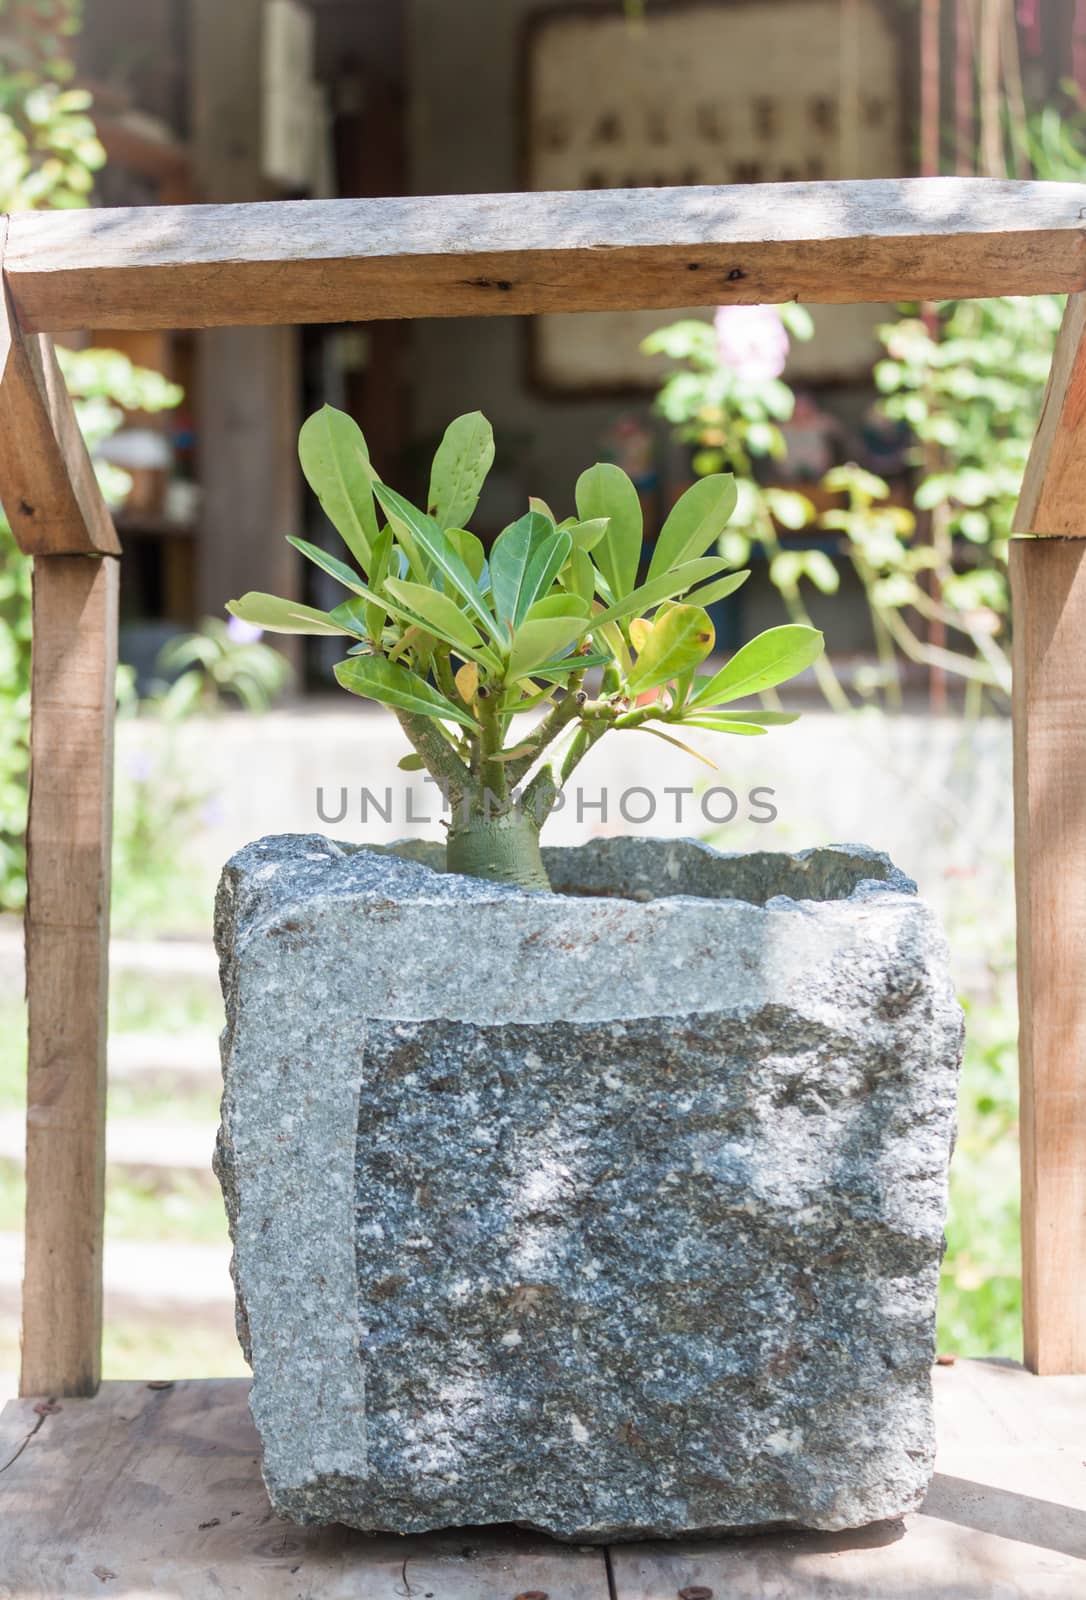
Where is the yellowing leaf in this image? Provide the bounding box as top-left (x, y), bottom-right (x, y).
top-left (455, 662), bottom-right (479, 704)
top-left (626, 605), bottom-right (716, 694)
top-left (629, 617), bottom-right (652, 652)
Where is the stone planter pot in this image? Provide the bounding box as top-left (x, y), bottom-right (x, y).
top-left (214, 833), bottom-right (962, 1542)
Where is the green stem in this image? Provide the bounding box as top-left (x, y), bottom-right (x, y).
top-left (504, 690), bottom-right (584, 789)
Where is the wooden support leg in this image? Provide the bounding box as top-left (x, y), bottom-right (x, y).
top-left (1011, 536), bottom-right (1086, 1375)
top-left (20, 553), bottom-right (118, 1397)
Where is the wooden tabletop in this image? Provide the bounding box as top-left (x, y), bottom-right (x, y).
top-left (1, 1359), bottom-right (1084, 1597)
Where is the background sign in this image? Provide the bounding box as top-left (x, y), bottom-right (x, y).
top-left (525, 0), bottom-right (904, 391)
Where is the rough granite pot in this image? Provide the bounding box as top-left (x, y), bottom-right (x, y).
top-left (214, 833), bottom-right (962, 1542)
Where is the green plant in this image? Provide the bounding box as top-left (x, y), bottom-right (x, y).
top-left (229, 406), bottom-right (823, 890)
top-left (154, 616), bottom-right (292, 715)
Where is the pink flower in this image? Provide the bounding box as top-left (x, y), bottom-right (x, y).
top-left (713, 305), bottom-right (789, 381)
top-left (227, 615), bottom-right (264, 645)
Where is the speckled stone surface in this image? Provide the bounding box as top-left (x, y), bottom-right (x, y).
top-left (214, 834), bottom-right (962, 1541)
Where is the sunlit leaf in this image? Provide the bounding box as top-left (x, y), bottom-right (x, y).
top-left (374, 482), bottom-right (502, 643)
top-left (575, 462), bottom-right (642, 599)
top-left (287, 535), bottom-right (366, 594)
top-left (489, 512), bottom-right (553, 627)
top-left (639, 725), bottom-right (717, 769)
top-left (449, 527), bottom-right (486, 581)
top-left (688, 624), bottom-right (824, 709)
top-left (677, 717), bottom-right (769, 736)
top-left (647, 474), bottom-right (737, 581)
top-left (507, 616), bottom-right (588, 680)
top-left (455, 662), bottom-right (479, 704)
top-left (385, 577), bottom-right (486, 655)
top-left (427, 411), bottom-right (495, 529)
top-left (626, 605), bottom-right (715, 694)
top-left (298, 404), bottom-right (378, 571)
top-left (683, 570), bottom-right (750, 610)
top-left (334, 654), bottom-right (477, 728)
top-left (227, 592), bottom-right (354, 636)
top-left (590, 556), bottom-right (734, 629)
top-left (567, 517), bottom-right (609, 552)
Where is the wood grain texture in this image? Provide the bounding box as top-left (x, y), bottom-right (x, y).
top-left (5, 177), bottom-right (1086, 332)
top-left (20, 555), bottom-right (118, 1398)
top-left (0, 1365), bottom-right (1082, 1596)
top-left (0, 281), bottom-right (119, 554)
top-left (1015, 294), bottom-right (1086, 537)
top-left (0, 1380), bottom-right (610, 1597)
top-left (1011, 537), bottom-right (1086, 1376)
top-left (611, 1361), bottom-right (1086, 1598)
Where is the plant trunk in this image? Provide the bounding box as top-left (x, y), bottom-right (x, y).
top-left (445, 805), bottom-right (550, 891)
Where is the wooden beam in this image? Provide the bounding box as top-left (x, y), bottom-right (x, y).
top-left (1011, 536), bottom-right (1086, 1375)
top-left (5, 177), bottom-right (1086, 333)
top-left (0, 281), bottom-right (119, 555)
top-left (21, 554), bottom-right (117, 1397)
top-left (1014, 293), bottom-right (1086, 537)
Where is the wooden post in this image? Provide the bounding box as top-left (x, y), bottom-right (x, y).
top-left (1011, 538), bottom-right (1086, 1374)
top-left (21, 555), bottom-right (118, 1396)
top-left (0, 260), bottom-right (119, 1396)
top-left (1012, 293), bottom-right (1086, 1375)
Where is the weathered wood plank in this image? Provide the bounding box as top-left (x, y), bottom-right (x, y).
top-left (610, 1361), bottom-right (1086, 1598)
top-left (20, 554), bottom-right (118, 1398)
top-left (1015, 293), bottom-right (1086, 537)
top-left (1011, 536), bottom-right (1086, 1376)
top-left (0, 279), bottom-right (119, 555)
top-left (1, 1366), bottom-right (1083, 1596)
top-left (0, 1380), bottom-right (611, 1597)
top-left (5, 178), bottom-right (1086, 332)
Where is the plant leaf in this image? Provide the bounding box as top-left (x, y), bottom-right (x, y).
top-left (590, 556), bottom-right (734, 629)
top-left (575, 462), bottom-right (642, 600)
top-left (683, 570), bottom-right (751, 609)
top-left (506, 616), bottom-right (588, 680)
top-left (398, 752), bottom-right (426, 771)
top-left (455, 662), bottom-right (479, 704)
top-left (626, 605), bottom-right (716, 694)
top-left (288, 535), bottom-right (366, 594)
top-left (647, 474), bottom-right (738, 581)
top-left (385, 577), bottom-right (486, 655)
top-left (449, 527), bottom-right (486, 581)
top-left (567, 546), bottom-right (596, 606)
top-left (567, 517), bottom-right (609, 552)
top-left (685, 709), bottom-right (799, 726)
top-left (640, 725), bottom-right (717, 769)
top-left (526, 593), bottom-right (590, 621)
top-left (373, 482), bottom-right (501, 643)
top-left (427, 411), bottom-right (495, 529)
top-left (334, 654), bottom-right (477, 728)
top-left (528, 495), bottom-right (557, 522)
top-left (688, 624), bottom-right (824, 709)
top-left (529, 649), bottom-right (612, 681)
top-left (489, 512), bottom-right (553, 628)
top-left (519, 528), bottom-right (573, 622)
top-left (298, 404), bottom-right (377, 571)
top-left (677, 717), bottom-right (769, 737)
top-left (227, 592), bottom-right (354, 636)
